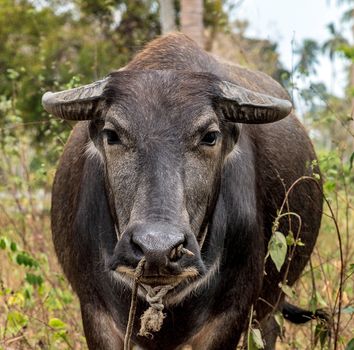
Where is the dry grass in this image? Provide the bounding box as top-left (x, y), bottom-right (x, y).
top-left (277, 192), bottom-right (354, 349)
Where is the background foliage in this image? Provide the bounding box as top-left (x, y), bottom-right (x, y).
top-left (0, 0), bottom-right (353, 349)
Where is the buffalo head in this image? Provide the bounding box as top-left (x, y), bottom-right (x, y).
top-left (42, 70), bottom-right (291, 291)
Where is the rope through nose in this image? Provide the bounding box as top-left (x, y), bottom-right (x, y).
top-left (123, 257), bottom-right (174, 348)
top-left (124, 246), bottom-right (194, 348)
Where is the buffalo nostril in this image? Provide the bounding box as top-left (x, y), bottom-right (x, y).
top-left (130, 238), bottom-right (144, 258)
top-left (169, 243), bottom-right (194, 262)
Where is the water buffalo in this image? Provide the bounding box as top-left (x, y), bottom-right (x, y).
top-left (42, 33), bottom-right (322, 349)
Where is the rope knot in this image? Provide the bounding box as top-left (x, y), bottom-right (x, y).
top-left (123, 258), bottom-right (175, 349)
top-left (138, 285), bottom-right (174, 338)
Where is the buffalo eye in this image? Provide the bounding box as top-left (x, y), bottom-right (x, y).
top-left (103, 129), bottom-right (120, 145)
top-left (200, 131), bottom-right (218, 146)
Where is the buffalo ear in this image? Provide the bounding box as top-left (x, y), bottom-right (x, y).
top-left (214, 80), bottom-right (292, 124)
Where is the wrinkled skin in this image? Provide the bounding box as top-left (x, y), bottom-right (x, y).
top-left (48, 34), bottom-right (322, 350)
top-left (94, 71), bottom-right (238, 282)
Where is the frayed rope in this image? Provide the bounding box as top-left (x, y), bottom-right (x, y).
top-left (138, 284), bottom-right (174, 338)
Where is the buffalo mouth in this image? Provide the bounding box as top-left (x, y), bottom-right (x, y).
top-left (115, 265), bottom-right (200, 288)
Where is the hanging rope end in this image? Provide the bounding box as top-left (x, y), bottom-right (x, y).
top-left (138, 307), bottom-right (166, 338)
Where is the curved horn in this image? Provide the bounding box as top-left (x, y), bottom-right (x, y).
top-left (42, 77), bottom-right (109, 120)
top-left (216, 81), bottom-right (292, 124)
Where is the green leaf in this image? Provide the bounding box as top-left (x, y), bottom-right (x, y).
top-left (45, 293), bottom-right (63, 311)
top-left (324, 180), bottom-right (336, 193)
top-left (345, 338), bottom-right (354, 350)
top-left (61, 290), bottom-right (74, 304)
top-left (10, 242), bottom-right (17, 252)
top-left (342, 306), bottom-right (354, 314)
top-left (279, 283), bottom-right (296, 299)
top-left (16, 252), bottom-right (39, 268)
top-left (6, 68), bottom-right (20, 80)
top-left (268, 231), bottom-right (287, 272)
top-left (349, 152), bottom-right (354, 170)
top-left (274, 311), bottom-right (284, 329)
top-left (295, 239), bottom-right (305, 246)
top-left (24, 288), bottom-right (32, 300)
top-left (286, 231), bottom-right (295, 246)
top-left (249, 328), bottom-right (264, 349)
top-left (314, 322), bottom-right (329, 349)
top-left (52, 329), bottom-right (68, 341)
top-left (0, 238), bottom-right (6, 250)
top-left (49, 318), bottom-right (67, 330)
top-left (25, 273), bottom-right (43, 286)
top-left (7, 311), bottom-right (28, 334)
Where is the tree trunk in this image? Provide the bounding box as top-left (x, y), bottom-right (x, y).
top-left (180, 0), bottom-right (204, 47)
top-left (159, 0), bottom-right (176, 34)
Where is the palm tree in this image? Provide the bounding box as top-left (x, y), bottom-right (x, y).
top-left (323, 23), bottom-right (348, 61)
top-left (295, 39), bottom-right (320, 76)
top-left (322, 23), bottom-right (348, 92)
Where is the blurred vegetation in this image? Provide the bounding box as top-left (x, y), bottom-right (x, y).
top-left (0, 0), bottom-right (353, 349)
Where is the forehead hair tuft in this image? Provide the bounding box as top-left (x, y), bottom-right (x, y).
top-left (102, 70), bottom-right (220, 108)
